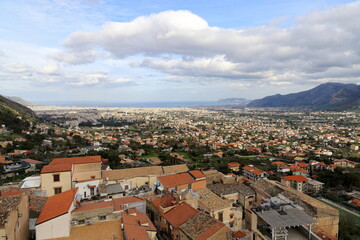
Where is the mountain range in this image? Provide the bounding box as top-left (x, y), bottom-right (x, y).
top-left (0, 95), bottom-right (37, 133)
top-left (247, 83), bottom-right (360, 110)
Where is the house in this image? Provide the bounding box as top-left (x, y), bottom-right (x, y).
top-left (157, 170), bottom-right (206, 192)
top-left (36, 188), bottom-right (79, 239)
top-left (123, 208), bottom-right (157, 240)
top-left (178, 211), bottom-right (232, 240)
top-left (102, 164), bottom-right (189, 191)
top-left (163, 202), bottom-right (199, 239)
top-left (247, 196), bottom-right (317, 240)
top-left (228, 162), bottom-right (241, 172)
top-left (242, 166), bottom-right (268, 182)
top-left (207, 182), bottom-right (256, 209)
top-left (281, 175), bottom-right (309, 193)
top-left (40, 156), bottom-right (102, 198)
top-left (195, 188), bottom-right (242, 230)
top-left (0, 194), bottom-right (29, 240)
top-left (307, 179), bottom-right (324, 194)
top-left (251, 179), bottom-right (339, 239)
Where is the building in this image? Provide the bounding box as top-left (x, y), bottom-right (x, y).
top-left (0, 194), bottom-right (29, 240)
top-left (102, 164), bottom-right (189, 191)
top-left (157, 170), bottom-right (206, 192)
top-left (228, 162), bottom-right (241, 172)
top-left (35, 188), bottom-right (79, 239)
top-left (281, 175), bottom-right (309, 193)
top-left (195, 188), bottom-right (242, 230)
top-left (207, 182), bottom-right (256, 209)
top-left (242, 166), bottom-right (268, 182)
top-left (250, 179), bottom-right (339, 239)
top-left (248, 196), bottom-right (317, 240)
top-left (40, 155), bottom-right (102, 198)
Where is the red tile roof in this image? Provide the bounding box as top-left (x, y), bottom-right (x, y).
top-left (123, 212), bottom-right (156, 240)
top-left (282, 175), bottom-right (308, 182)
top-left (195, 222), bottom-right (226, 240)
top-left (228, 162), bottom-right (241, 167)
top-left (189, 170), bottom-right (206, 179)
top-left (164, 203), bottom-right (199, 228)
top-left (158, 172), bottom-right (194, 188)
top-left (50, 155), bottom-right (101, 165)
top-left (36, 188), bottom-right (78, 225)
top-left (41, 163), bottom-right (72, 173)
top-left (72, 201), bottom-right (113, 213)
top-left (151, 195), bottom-right (176, 212)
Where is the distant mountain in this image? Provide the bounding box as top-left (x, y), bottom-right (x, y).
top-left (218, 98), bottom-right (251, 105)
top-left (248, 83), bottom-right (360, 110)
top-left (6, 96), bottom-right (36, 107)
top-left (0, 95), bottom-right (37, 133)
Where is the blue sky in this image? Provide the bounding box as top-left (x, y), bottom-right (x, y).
top-left (0, 0), bottom-right (359, 103)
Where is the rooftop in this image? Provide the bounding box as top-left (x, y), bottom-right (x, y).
top-left (282, 175), bottom-right (308, 182)
top-left (254, 206), bottom-right (316, 228)
top-left (196, 188), bottom-right (231, 211)
top-left (180, 211), bottom-right (226, 240)
top-left (207, 182), bottom-right (255, 196)
top-left (36, 188), bottom-right (78, 225)
top-left (158, 172), bottom-right (194, 188)
top-left (164, 203), bottom-right (199, 228)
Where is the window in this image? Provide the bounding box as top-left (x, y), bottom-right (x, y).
top-left (218, 212), bottom-right (223, 222)
top-left (53, 174), bottom-right (60, 182)
top-left (54, 187), bottom-right (62, 195)
top-left (90, 187), bottom-right (95, 196)
top-left (78, 220), bottom-right (85, 225)
top-left (99, 215), bottom-right (106, 221)
top-left (91, 176), bottom-right (95, 179)
top-left (124, 185), bottom-right (129, 190)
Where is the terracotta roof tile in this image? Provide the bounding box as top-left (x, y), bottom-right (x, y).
top-left (41, 164), bottom-right (72, 173)
top-left (72, 201), bottom-right (113, 213)
top-left (36, 188), bottom-right (78, 225)
top-left (189, 170), bottom-right (206, 179)
top-left (158, 172), bottom-right (194, 188)
top-left (51, 155), bottom-right (101, 165)
top-left (164, 203), bottom-right (199, 228)
top-left (282, 175), bottom-right (308, 182)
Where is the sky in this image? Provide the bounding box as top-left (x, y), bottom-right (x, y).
top-left (0, 0), bottom-right (359, 103)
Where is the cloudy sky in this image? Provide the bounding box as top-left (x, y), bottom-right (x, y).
top-left (0, 0), bottom-right (359, 103)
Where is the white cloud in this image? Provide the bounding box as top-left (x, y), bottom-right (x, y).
top-left (38, 63), bottom-right (60, 75)
top-left (53, 3), bottom-right (360, 87)
top-left (8, 63), bottom-right (31, 73)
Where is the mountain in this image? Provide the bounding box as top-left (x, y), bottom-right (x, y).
top-left (218, 98), bottom-right (251, 105)
top-left (6, 96), bottom-right (36, 107)
top-left (248, 83), bottom-right (360, 110)
top-left (0, 95), bottom-right (37, 133)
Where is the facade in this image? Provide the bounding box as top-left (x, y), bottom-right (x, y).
top-left (0, 194), bottom-right (29, 240)
top-left (35, 188), bottom-right (78, 240)
top-left (281, 175), bottom-right (309, 193)
top-left (40, 156), bottom-right (102, 198)
top-left (242, 166), bottom-right (268, 182)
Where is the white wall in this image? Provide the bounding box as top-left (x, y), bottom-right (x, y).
top-left (75, 179), bottom-right (101, 200)
top-left (36, 213), bottom-right (71, 240)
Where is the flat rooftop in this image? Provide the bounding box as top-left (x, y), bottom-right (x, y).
top-left (255, 206), bottom-right (316, 228)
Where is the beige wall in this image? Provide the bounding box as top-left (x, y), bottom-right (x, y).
top-left (36, 213), bottom-right (71, 240)
top-left (41, 171), bottom-right (72, 197)
top-left (72, 163), bottom-right (101, 182)
top-left (0, 195), bottom-right (29, 240)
